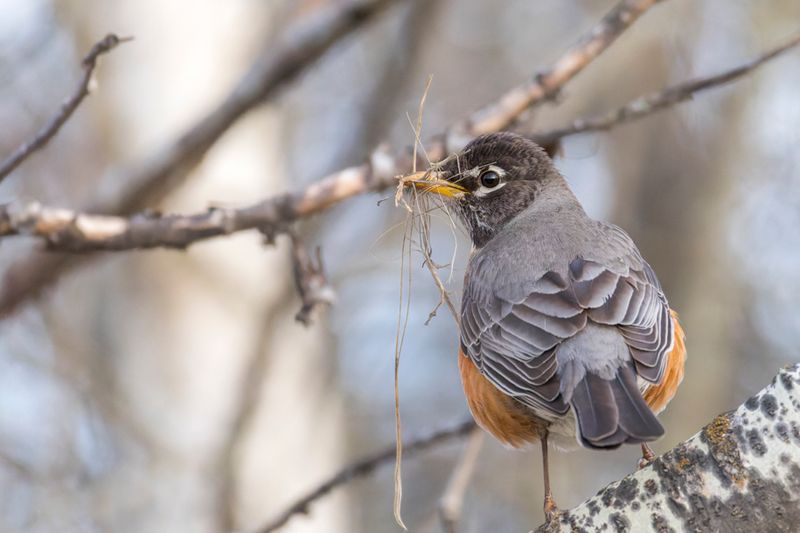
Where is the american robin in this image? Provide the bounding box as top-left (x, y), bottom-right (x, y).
top-left (406, 132), bottom-right (686, 522)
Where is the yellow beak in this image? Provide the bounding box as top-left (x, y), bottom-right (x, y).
top-left (404, 171), bottom-right (467, 198)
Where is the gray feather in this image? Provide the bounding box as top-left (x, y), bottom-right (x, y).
top-left (571, 374), bottom-right (619, 441)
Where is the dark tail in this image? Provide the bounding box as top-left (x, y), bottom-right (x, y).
top-left (570, 363), bottom-right (664, 449)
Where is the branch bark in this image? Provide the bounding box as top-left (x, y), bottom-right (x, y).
top-left (0, 33), bottom-right (131, 181)
top-left (536, 364), bottom-right (800, 532)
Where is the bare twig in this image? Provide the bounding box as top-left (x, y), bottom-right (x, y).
top-left (530, 33), bottom-right (800, 147)
top-left (450, 0), bottom-right (666, 139)
top-left (0, 0), bottom-right (401, 317)
top-left (438, 428), bottom-right (484, 533)
top-left (0, 33), bottom-right (132, 181)
top-left (252, 419), bottom-right (476, 533)
top-left (288, 232), bottom-right (335, 325)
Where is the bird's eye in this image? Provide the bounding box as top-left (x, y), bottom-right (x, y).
top-left (479, 170), bottom-right (501, 188)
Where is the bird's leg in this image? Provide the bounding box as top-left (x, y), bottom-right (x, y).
top-left (638, 443), bottom-right (656, 470)
top-left (541, 431), bottom-right (559, 523)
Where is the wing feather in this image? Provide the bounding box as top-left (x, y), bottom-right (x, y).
top-left (461, 227), bottom-right (674, 418)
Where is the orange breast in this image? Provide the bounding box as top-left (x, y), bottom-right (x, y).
top-left (642, 309), bottom-right (687, 413)
top-left (458, 350), bottom-right (541, 448)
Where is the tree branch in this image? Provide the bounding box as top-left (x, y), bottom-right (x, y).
top-left (0, 33), bottom-right (132, 181)
top-left (453, 0), bottom-right (666, 138)
top-left (3, 32), bottom-right (799, 254)
top-left (530, 33), bottom-right (800, 147)
top-left (252, 419), bottom-right (476, 533)
top-left (0, 0), bottom-right (665, 259)
top-left (0, 0), bottom-right (401, 318)
top-left (215, 283), bottom-right (296, 532)
top-left (536, 364), bottom-right (800, 532)
top-left (438, 428), bottom-right (484, 533)
top-left (0, 161), bottom-right (388, 250)
top-left (288, 232), bottom-right (335, 325)
top-left (106, 0), bottom-right (402, 213)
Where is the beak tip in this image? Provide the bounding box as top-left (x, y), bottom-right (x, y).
top-left (400, 170), bottom-right (466, 198)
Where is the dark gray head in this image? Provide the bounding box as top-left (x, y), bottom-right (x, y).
top-left (412, 132), bottom-right (576, 247)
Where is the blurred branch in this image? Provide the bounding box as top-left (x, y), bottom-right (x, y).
top-left (4, 33), bottom-right (799, 254)
top-left (0, 0), bottom-right (402, 318)
top-left (104, 0), bottom-right (401, 213)
top-left (0, 0), bottom-right (663, 261)
top-left (252, 419), bottom-right (476, 533)
top-left (454, 0), bottom-right (666, 137)
top-left (537, 364), bottom-right (800, 532)
top-left (530, 33), bottom-right (800, 147)
top-left (288, 232), bottom-right (335, 325)
top-left (438, 428), bottom-right (484, 533)
top-left (0, 33), bottom-right (131, 182)
top-left (216, 283), bottom-right (296, 532)
top-left (0, 160), bottom-right (388, 250)
top-left (0, 451), bottom-right (35, 479)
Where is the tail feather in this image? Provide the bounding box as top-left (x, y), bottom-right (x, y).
top-left (571, 363), bottom-right (664, 449)
top-left (571, 374), bottom-right (619, 443)
top-left (591, 426), bottom-right (634, 448)
top-left (613, 365), bottom-right (664, 440)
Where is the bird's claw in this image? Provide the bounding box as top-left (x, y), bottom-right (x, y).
top-left (543, 494), bottom-right (560, 524)
top-left (638, 444), bottom-right (656, 470)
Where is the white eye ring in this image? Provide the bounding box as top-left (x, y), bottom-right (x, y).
top-left (474, 165), bottom-right (507, 197)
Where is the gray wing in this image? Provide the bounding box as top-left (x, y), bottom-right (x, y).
top-left (460, 236), bottom-right (673, 418)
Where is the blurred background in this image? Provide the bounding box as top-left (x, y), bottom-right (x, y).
top-left (0, 0), bottom-right (799, 532)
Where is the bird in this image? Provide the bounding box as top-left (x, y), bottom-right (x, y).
top-left (406, 131), bottom-right (686, 522)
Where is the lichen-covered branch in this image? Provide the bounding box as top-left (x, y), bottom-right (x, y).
top-left (536, 364), bottom-right (800, 533)
top-left (0, 33), bottom-right (131, 181)
top-left (530, 33), bottom-right (800, 147)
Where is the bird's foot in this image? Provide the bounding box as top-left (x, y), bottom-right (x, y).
top-left (638, 443), bottom-right (656, 470)
top-left (543, 494), bottom-right (560, 524)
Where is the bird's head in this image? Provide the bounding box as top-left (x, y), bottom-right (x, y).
top-left (407, 132), bottom-right (569, 247)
